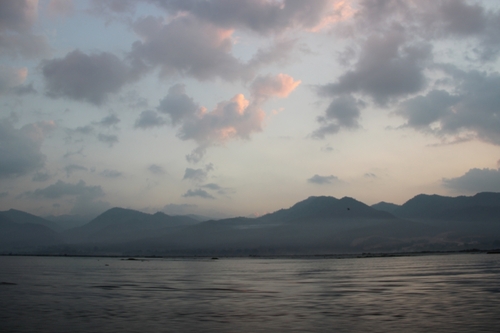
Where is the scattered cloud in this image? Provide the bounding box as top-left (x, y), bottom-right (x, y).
top-left (0, 66), bottom-right (28, 94)
top-left (134, 110), bottom-right (166, 129)
top-left (95, 114), bottom-right (120, 128)
top-left (32, 171), bottom-right (51, 182)
top-left (42, 49), bottom-right (132, 105)
top-left (182, 188), bottom-right (215, 199)
top-left (97, 133), bottom-right (119, 146)
top-left (100, 169), bottom-right (122, 178)
top-left (0, 120), bottom-right (55, 179)
top-left (307, 174), bottom-right (340, 185)
top-left (443, 168), bottom-right (500, 193)
top-left (183, 164), bottom-right (213, 183)
top-left (64, 164), bottom-right (87, 177)
top-left (157, 74), bottom-right (300, 162)
top-left (26, 179), bottom-right (109, 216)
top-left (148, 164), bottom-right (165, 175)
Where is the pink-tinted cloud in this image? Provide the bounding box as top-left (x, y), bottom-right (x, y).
top-left (250, 73), bottom-right (301, 100)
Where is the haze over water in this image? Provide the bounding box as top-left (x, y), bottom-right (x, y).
top-left (1, 254), bottom-right (500, 333)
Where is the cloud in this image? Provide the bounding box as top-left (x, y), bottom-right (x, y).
top-left (148, 164), bottom-right (165, 175)
top-left (319, 31), bottom-right (431, 105)
top-left (64, 164), bottom-right (87, 177)
top-left (250, 73), bottom-right (302, 101)
top-left (130, 15), bottom-right (246, 81)
top-left (0, 66), bottom-right (28, 94)
top-left (0, 0), bottom-right (50, 58)
top-left (47, 0), bottom-right (74, 17)
top-left (312, 94), bottom-right (364, 139)
top-left (156, 74), bottom-right (299, 162)
top-left (97, 133), bottom-right (119, 146)
top-left (153, 0), bottom-right (350, 34)
top-left (307, 174), bottom-right (340, 185)
top-left (42, 49), bottom-right (132, 105)
top-left (95, 114), bottom-right (120, 127)
top-left (134, 110), bottom-right (167, 129)
top-left (397, 68), bottom-right (500, 145)
top-left (0, 192), bottom-right (8, 198)
top-left (0, 120), bottom-right (55, 178)
top-left (157, 84), bottom-right (199, 125)
top-left (443, 168), bottom-right (500, 193)
top-left (100, 169), bottom-right (122, 178)
top-left (182, 188), bottom-right (215, 199)
top-left (183, 165), bottom-right (212, 183)
top-left (32, 171), bottom-right (51, 182)
top-left (29, 179), bottom-right (103, 199)
top-left (129, 15), bottom-right (295, 82)
top-left (27, 179), bottom-right (109, 216)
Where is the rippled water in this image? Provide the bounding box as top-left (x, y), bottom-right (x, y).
top-left (1, 254), bottom-right (499, 333)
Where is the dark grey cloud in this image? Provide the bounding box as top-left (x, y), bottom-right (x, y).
top-left (312, 94), bottom-right (364, 139)
top-left (398, 68), bottom-right (500, 145)
top-left (28, 179), bottom-right (109, 216)
top-left (364, 173), bottom-right (377, 178)
top-left (183, 168), bottom-right (207, 183)
top-left (443, 168), bottom-right (500, 193)
top-left (182, 188), bottom-right (215, 199)
top-left (100, 169), bottom-right (123, 178)
top-left (134, 110), bottom-right (167, 129)
top-left (183, 164), bottom-right (213, 182)
top-left (130, 15), bottom-right (247, 81)
top-left (95, 114), bottom-right (120, 127)
top-left (0, 120), bottom-right (54, 178)
top-left (11, 82), bottom-right (36, 95)
top-left (29, 180), bottom-right (104, 199)
top-left (0, 0), bottom-right (50, 58)
top-left (151, 0), bottom-right (344, 34)
top-left (319, 32), bottom-right (431, 105)
top-left (97, 133), bottom-right (119, 146)
top-left (0, 191), bottom-right (8, 198)
top-left (148, 164), bottom-right (165, 175)
top-left (42, 50), bottom-right (132, 105)
top-left (157, 84), bottom-right (199, 125)
top-left (129, 15), bottom-right (293, 82)
top-left (307, 174), bottom-right (340, 185)
top-left (201, 183), bottom-right (232, 196)
top-left (64, 164), bottom-right (88, 177)
top-left (32, 171), bottom-right (51, 182)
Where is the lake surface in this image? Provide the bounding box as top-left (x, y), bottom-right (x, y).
top-left (1, 254), bottom-right (499, 333)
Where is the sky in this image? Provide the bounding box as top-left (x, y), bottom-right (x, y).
top-left (2, 0), bottom-right (500, 219)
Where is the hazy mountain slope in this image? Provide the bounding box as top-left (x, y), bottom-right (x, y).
top-left (394, 192), bottom-right (500, 220)
top-left (371, 202), bottom-right (401, 214)
top-left (0, 209), bottom-right (64, 232)
top-left (259, 196), bottom-right (395, 224)
top-left (63, 207), bottom-right (200, 244)
top-left (0, 215), bottom-right (63, 251)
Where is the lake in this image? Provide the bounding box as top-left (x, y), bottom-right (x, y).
top-left (1, 254), bottom-right (499, 332)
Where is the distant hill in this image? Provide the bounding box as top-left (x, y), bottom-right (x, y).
top-left (44, 214), bottom-right (94, 230)
top-left (2, 192), bottom-right (500, 255)
top-left (259, 196), bottom-right (395, 224)
top-left (0, 209), bottom-right (63, 232)
top-left (371, 202), bottom-right (401, 214)
top-left (0, 214), bottom-right (63, 251)
top-left (63, 207), bottom-right (200, 244)
top-left (394, 192), bottom-right (500, 221)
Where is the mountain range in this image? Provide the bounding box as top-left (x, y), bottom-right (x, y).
top-left (1, 192), bottom-right (500, 255)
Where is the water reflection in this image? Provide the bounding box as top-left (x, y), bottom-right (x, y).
top-left (1, 254), bottom-right (499, 332)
